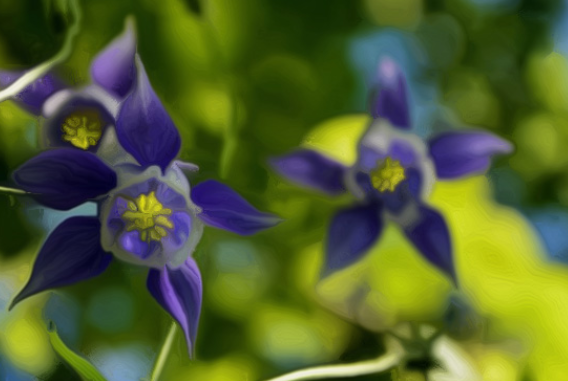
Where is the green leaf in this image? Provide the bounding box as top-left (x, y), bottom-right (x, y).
top-left (47, 321), bottom-right (107, 381)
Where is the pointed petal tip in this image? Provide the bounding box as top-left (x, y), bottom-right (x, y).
top-left (6, 217), bottom-right (112, 311)
top-left (91, 16), bottom-right (137, 98)
top-left (8, 293), bottom-right (25, 311)
top-left (115, 55), bottom-right (181, 170)
top-left (146, 260), bottom-right (202, 359)
top-left (323, 204), bottom-right (383, 275)
top-left (192, 180), bottom-right (282, 236)
top-left (429, 131), bottom-right (514, 179)
top-left (269, 150), bottom-right (347, 195)
top-left (403, 204), bottom-right (456, 283)
top-left (378, 56), bottom-right (401, 82)
top-left (371, 57), bottom-right (410, 129)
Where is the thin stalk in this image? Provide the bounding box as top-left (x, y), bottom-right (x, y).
top-left (262, 343), bottom-right (404, 381)
top-left (149, 322), bottom-right (178, 381)
top-left (0, 186), bottom-right (30, 196)
top-left (0, 0), bottom-right (81, 102)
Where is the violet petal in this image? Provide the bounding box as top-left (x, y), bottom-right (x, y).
top-left (0, 71), bottom-right (64, 115)
top-left (270, 149), bottom-right (346, 195)
top-left (13, 148), bottom-right (117, 210)
top-left (115, 56), bottom-right (180, 171)
top-left (323, 202), bottom-right (383, 277)
top-left (10, 216), bottom-right (112, 309)
top-left (147, 257), bottom-right (202, 356)
top-left (428, 130), bottom-right (513, 179)
top-left (191, 180), bottom-right (281, 235)
top-left (370, 58), bottom-right (410, 129)
top-left (90, 21), bottom-right (137, 98)
top-left (403, 204), bottom-right (457, 284)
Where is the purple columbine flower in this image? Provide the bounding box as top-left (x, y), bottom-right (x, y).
top-left (0, 20), bottom-right (136, 153)
top-left (8, 45), bottom-right (280, 356)
top-left (271, 58), bottom-right (513, 283)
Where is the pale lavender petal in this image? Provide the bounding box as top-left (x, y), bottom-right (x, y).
top-left (270, 149), bottom-right (346, 195)
top-left (191, 180), bottom-right (281, 235)
top-left (115, 56), bottom-right (180, 170)
top-left (10, 217), bottom-right (112, 309)
top-left (428, 131), bottom-right (513, 179)
top-left (119, 230), bottom-right (160, 260)
top-left (147, 258), bottom-right (202, 356)
top-left (323, 203), bottom-right (383, 276)
top-left (90, 21), bottom-right (136, 98)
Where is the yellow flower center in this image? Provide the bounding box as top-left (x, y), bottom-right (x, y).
top-left (370, 157), bottom-right (406, 192)
top-left (122, 191), bottom-right (174, 242)
top-left (61, 111), bottom-right (103, 149)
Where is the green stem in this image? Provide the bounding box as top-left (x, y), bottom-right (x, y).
top-left (262, 343), bottom-right (404, 381)
top-left (149, 322), bottom-right (178, 381)
top-left (0, 186), bottom-right (30, 196)
top-left (0, 0), bottom-right (81, 102)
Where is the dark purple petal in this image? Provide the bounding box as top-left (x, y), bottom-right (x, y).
top-left (403, 204), bottom-right (456, 284)
top-left (191, 180), bottom-right (281, 235)
top-left (90, 21), bottom-right (136, 98)
top-left (370, 58), bottom-right (410, 129)
top-left (270, 149), bottom-right (346, 195)
top-left (13, 148), bottom-right (117, 210)
top-left (323, 203), bottom-right (383, 276)
top-left (428, 131), bottom-right (513, 179)
top-left (9, 217), bottom-right (112, 309)
top-left (0, 71), bottom-right (64, 115)
top-left (147, 258), bottom-right (202, 356)
top-left (115, 56), bottom-right (180, 170)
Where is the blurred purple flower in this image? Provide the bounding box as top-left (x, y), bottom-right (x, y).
top-left (271, 57), bottom-right (512, 283)
top-left (8, 37), bottom-right (280, 356)
top-left (0, 20), bottom-right (136, 153)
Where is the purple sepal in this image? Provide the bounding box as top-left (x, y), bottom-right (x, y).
top-left (370, 58), bottom-right (410, 129)
top-left (403, 204), bottom-right (457, 284)
top-left (115, 56), bottom-right (180, 171)
top-left (323, 202), bottom-right (383, 277)
top-left (270, 149), bottom-right (346, 195)
top-left (13, 148), bottom-right (117, 210)
top-left (9, 217), bottom-right (112, 310)
top-left (191, 180), bottom-right (281, 235)
top-left (147, 257), bottom-right (202, 356)
top-left (428, 130), bottom-right (513, 179)
top-left (90, 21), bottom-right (136, 98)
top-left (0, 71), bottom-right (64, 115)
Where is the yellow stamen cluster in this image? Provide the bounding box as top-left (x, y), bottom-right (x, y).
top-left (122, 191), bottom-right (174, 242)
top-left (61, 111), bottom-right (103, 149)
top-left (370, 157), bottom-right (406, 192)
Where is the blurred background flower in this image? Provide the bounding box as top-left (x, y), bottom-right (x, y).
top-left (1, 0), bottom-right (568, 380)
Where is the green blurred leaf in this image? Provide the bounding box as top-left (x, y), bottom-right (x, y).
top-left (47, 322), bottom-right (107, 381)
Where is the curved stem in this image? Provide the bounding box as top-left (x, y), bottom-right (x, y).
top-left (262, 343), bottom-right (404, 381)
top-left (0, 0), bottom-right (82, 102)
top-left (149, 322), bottom-right (178, 381)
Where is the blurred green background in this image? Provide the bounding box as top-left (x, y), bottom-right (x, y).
top-left (2, 0), bottom-right (568, 380)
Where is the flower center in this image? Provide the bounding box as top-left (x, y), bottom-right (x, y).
top-left (122, 191), bottom-right (174, 242)
top-left (370, 157), bottom-right (406, 192)
top-left (61, 111), bottom-right (103, 149)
